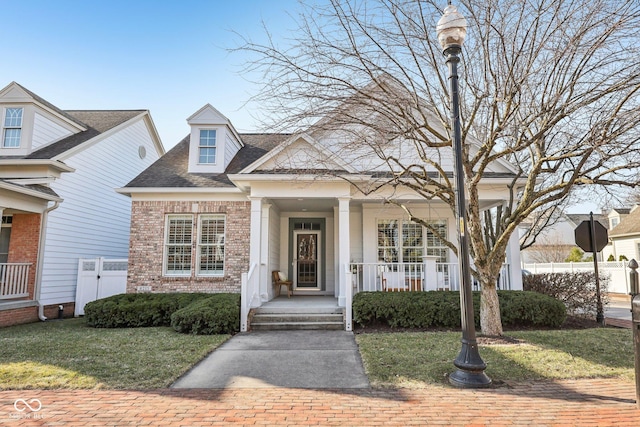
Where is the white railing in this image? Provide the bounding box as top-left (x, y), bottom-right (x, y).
top-left (345, 265), bottom-right (353, 332)
top-left (523, 261), bottom-right (629, 294)
top-left (349, 262), bottom-right (512, 293)
top-left (0, 263), bottom-right (31, 300)
top-left (240, 263), bottom-right (258, 332)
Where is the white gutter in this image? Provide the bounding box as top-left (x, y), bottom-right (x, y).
top-left (35, 200), bottom-right (61, 321)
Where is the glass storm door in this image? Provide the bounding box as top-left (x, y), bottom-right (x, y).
top-left (294, 230), bottom-right (321, 289)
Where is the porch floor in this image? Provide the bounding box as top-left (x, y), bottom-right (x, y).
top-left (262, 295), bottom-right (339, 310)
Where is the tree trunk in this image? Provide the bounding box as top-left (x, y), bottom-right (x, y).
top-left (480, 283), bottom-right (503, 336)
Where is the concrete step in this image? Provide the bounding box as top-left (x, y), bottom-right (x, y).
top-left (250, 309), bottom-right (345, 331)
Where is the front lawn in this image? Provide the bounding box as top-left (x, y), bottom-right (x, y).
top-left (0, 318), bottom-right (229, 389)
top-left (355, 328), bottom-right (633, 388)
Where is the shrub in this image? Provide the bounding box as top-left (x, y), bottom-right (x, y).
top-left (84, 293), bottom-right (211, 328)
top-left (352, 290), bottom-right (566, 329)
top-left (523, 271), bottom-right (609, 318)
top-left (171, 294), bottom-right (240, 335)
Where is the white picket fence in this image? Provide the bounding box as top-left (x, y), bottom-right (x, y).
top-left (522, 261), bottom-right (630, 294)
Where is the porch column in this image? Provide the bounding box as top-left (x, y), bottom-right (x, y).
top-left (337, 197), bottom-right (350, 307)
top-left (260, 203), bottom-right (271, 301)
top-left (506, 230), bottom-right (523, 290)
top-left (248, 197), bottom-right (263, 307)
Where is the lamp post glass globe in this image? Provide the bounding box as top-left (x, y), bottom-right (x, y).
top-left (436, 3), bottom-right (491, 388)
top-left (436, 5), bottom-right (467, 50)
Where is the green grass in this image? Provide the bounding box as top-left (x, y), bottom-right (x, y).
top-left (355, 328), bottom-right (634, 388)
top-left (0, 318), bottom-right (229, 389)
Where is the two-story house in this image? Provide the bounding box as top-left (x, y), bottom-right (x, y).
top-left (0, 82), bottom-right (164, 326)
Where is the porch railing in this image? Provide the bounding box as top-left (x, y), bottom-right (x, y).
top-left (349, 262), bottom-right (511, 293)
top-left (0, 263), bottom-right (31, 300)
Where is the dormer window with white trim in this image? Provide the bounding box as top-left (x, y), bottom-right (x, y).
top-left (186, 104), bottom-right (243, 174)
top-left (2, 107), bottom-right (23, 148)
top-left (199, 129), bottom-right (217, 164)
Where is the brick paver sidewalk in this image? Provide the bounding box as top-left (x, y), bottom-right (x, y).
top-left (1, 379), bottom-right (638, 426)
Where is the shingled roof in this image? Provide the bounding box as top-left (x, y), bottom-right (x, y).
top-left (609, 208), bottom-right (640, 237)
top-left (125, 133), bottom-right (290, 188)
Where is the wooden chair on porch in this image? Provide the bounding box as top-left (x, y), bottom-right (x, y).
top-left (272, 271), bottom-right (293, 298)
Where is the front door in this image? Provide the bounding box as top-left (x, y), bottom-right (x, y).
top-left (294, 230), bottom-right (321, 289)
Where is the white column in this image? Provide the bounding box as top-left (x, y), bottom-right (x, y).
top-left (248, 197), bottom-right (263, 307)
top-left (337, 197), bottom-right (350, 307)
top-left (506, 229), bottom-right (523, 290)
top-left (260, 203), bottom-right (271, 301)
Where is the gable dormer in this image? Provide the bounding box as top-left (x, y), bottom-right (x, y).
top-left (187, 104), bottom-right (243, 174)
top-left (0, 82), bottom-right (85, 157)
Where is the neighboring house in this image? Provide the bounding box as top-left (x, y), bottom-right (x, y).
top-left (520, 213), bottom-right (612, 263)
top-left (0, 82), bottom-right (164, 327)
top-left (608, 206), bottom-right (640, 262)
top-left (119, 90), bottom-right (525, 331)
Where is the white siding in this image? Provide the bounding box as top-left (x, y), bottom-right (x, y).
top-left (224, 132), bottom-right (241, 169)
top-left (40, 119), bottom-right (161, 305)
top-left (612, 237), bottom-right (640, 261)
top-left (32, 112), bottom-right (73, 151)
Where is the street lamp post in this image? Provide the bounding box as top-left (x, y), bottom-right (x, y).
top-left (436, 3), bottom-right (491, 388)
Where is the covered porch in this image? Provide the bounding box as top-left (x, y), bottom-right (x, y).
top-left (0, 180), bottom-right (62, 325)
top-left (238, 179), bottom-right (523, 332)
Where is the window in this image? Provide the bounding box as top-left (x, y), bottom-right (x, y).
top-left (0, 216), bottom-right (12, 264)
top-left (164, 215), bottom-right (193, 275)
top-left (611, 217), bottom-right (619, 228)
top-left (425, 221), bottom-right (449, 263)
top-left (377, 220), bottom-right (399, 263)
top-left (377, 219), bottom-right (448, 264)
top-left (198, 215), bottom-right (225, 276)
top-left (2, 108), bottom-right (23, 148)
top-left (198, 129), bottom-right (217, 164)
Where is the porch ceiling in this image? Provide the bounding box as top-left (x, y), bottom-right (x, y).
top-left (272, 198), bottom-right (337, 213)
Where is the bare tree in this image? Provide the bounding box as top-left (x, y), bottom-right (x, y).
top-left (239, 0), bottom-right (640, 336)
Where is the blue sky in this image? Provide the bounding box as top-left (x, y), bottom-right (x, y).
top-left (0, 0), bottom-right (603, 213)
top-left (1, 0), bottom-right (302, 149)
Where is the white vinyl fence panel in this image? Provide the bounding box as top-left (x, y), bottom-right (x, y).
top-left (74, 258), bottom-right (128, 316)
top-left (523, 261), bottom-right (630, 294)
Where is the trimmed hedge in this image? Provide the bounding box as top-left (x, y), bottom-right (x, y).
top-left (84, 293), bottom-right (239, 334)
top-left (352, 290), bottom-right (566, 329)
top-left (171, 294), bottom-right (241, 335)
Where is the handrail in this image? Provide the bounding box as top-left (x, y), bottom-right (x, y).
top-left (345, 264), bottom-right (352, 331)
top-left (240, 263), bottom-right (258, 332)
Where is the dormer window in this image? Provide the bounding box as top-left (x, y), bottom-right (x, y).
top-left (2, 107), bottom-right (23, 148)
top-left (199, 129), bottom-right (217, 164)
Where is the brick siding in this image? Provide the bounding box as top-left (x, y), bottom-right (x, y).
top-left (127, 200), bottom-right (251, 294)
top-left (0, 305), bottom-right (39, 327)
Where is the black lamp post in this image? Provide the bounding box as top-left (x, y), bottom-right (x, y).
top-left (436, 3), bottom-right (491, 388)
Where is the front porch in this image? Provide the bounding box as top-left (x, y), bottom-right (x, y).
top-left (238, 182), bottom-right (523, 333)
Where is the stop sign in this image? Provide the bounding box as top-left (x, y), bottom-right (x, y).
top-left (575, 220), bottom-right (608, 253)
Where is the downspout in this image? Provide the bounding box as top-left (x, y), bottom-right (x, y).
top-left (35, 201), bottom-right (60, 321)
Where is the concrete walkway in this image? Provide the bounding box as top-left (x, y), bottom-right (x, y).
top-left (171, 330), bottom-right (369, 389)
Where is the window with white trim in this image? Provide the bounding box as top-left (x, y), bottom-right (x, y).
top-left (2, 108), bottom-right (23, 148)
top-left (377, 219), bottom-right (448, 264)
top-left (164, 215), bottom-right (193, 275)
top-left (197, 215), bottom-right (225, 276)
top-left (425, 220), bottom-right (449, 262)
top-left (198, 129), bottom-right (217, 164)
